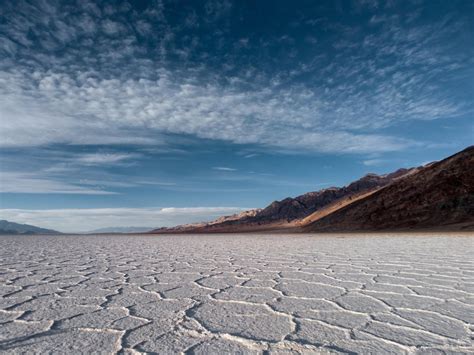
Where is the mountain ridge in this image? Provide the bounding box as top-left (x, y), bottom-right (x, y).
top-left (86, 226), bottom-right (155, 234)
top-left (305, 145), bottom-right (474, 232)
top-left (150, 146), bottom-right (473, 233)
top-left (0, 220), bottom-right (61, 235)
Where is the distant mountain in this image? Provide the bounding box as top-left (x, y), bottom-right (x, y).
top-left (87, 226), bottom-right (154, 234)
top-left (305, 146), bottom-right (474, 232)
top-left (150, 146), bottom-right (473, 233)
top-left (0, 220), bottom-right (61, 235)
top-left (150, 166), bottom-right (416, 233)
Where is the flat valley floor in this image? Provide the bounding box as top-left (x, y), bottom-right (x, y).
top-left (0, 233), bottom-right (473, 354)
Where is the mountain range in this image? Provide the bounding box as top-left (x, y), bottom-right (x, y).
top-left (86, 226), bottom-right (155, 234)
top-left (0, 220), bottom-right (61, 235)
top-left (151, 146), bottom-right (474, 233)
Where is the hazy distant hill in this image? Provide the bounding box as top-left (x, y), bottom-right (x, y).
top-left (0, 220), bottom-right (61, 235)
top-left (87, 226), bottom-right (154, 234)
top-left (151, 146), bottom-right (473, 233)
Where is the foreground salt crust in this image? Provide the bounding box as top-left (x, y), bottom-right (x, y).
top-left (0, 233), bottom-right (473, 353)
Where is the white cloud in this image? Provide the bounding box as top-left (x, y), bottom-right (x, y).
top-left (76, 153), bottom-right (141, 165)
top-left (243, 153), bottom-right (258, 158)
top-left (134, 180), bottom-right (177, 186)
top-left (0, 0), bottom-right (471, 156)
top-left (213, 167), bottom-right (237, 171)
top-left (0, 172), bottom-right (116, 194)
top-left (102, 19), bottom-right (126, 36)
top-left (0, 68), bottom-right (421, 153)
top-left (363, 158), bottom-right (388, 166)
top-left (0, 207), bottom-right (248, 233)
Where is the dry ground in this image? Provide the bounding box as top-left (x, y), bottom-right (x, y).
top-left (0, 233), bottom-right (473, 354)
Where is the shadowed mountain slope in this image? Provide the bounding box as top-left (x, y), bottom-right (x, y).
top-left (151, 146), bottom-right (473, 233)
top-left (305, 146), bottom-right (474, 231)
top-left (150, 167), bottom-right (415, 233)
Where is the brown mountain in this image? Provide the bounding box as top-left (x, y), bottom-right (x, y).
top-left (150, 146), bottom-right (473, 234)
top-left (304, 146), bottom-right (474, 232)
top-left (150, 167), bottom-right (416, 233)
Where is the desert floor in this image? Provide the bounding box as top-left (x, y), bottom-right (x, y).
top-left (0, 233), bottom-right (473, 354)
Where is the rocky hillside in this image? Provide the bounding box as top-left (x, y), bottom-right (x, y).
top-left (305, 146), bottom-right (474, 231)
top-left (151, 210), bottom-right (262, 233)
top-left (150, 146), bottom-right (473, 233)
top-left (0, 220), bottom-right (61, 235)
top-left (150, 167), bottom-right (415, 233)
top-left (252, 168), bottom-right (414, 223)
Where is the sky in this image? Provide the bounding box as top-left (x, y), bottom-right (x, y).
top-left (0, 0), bottom-right (473, 232)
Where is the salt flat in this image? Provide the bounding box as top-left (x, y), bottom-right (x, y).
top-left (0, 234), bottom-right (473, 354)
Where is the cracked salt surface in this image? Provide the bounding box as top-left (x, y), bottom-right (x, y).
top-left (0, 234), bottom-right (473, 354)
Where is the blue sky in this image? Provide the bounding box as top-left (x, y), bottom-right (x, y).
top-left (0, 0), bottom-right (473, 232)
